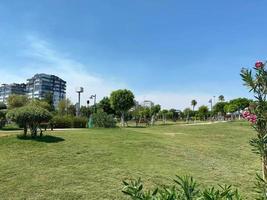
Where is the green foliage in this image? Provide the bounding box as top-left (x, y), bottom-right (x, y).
top-left (0, 102), bottom-right (7, 110)
top-left (197, 106), bottom-right (209, 120)
top-left (67, 104), bottom-right (76, 116)
top-left (28, 99), bottom-right (51, 111)
top-left (0, 110), bottom-right (6, 128)
top-left (110, 89), bottom-right (135, 113)
top-left (98, 97), bottom-right (115, 115)
top-left (191, 100), bottom-right (197, 111)
top-left (7, 94), bottom-right (29, 109)
top-left (51, 115), bottom-right (72, 128)
top-left (43, 92), bottom-right (55, 111)
top-left (241, 63), bottom-right (267, 180)
top-left (7, 105), bottom-right (52, 136)
top-left (122, 176), bottom-right (242, 200)
top-left (72, 117), bottom-right (87, 128)
top-left (92, 111), bottom-right (116, 128)
top-left (80, 106), bottom-right (92, 118)
top-left (213, 102), bottom-right (228, 115)
top-left (218, 95), bottom-right (225, 102)
top-left (110, 89), bottom-right (135, 126)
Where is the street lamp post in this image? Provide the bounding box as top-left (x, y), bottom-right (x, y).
top-left (75, 87), bottom-right (84, 116)
top-left (90, 94), bottom-right (97, 113)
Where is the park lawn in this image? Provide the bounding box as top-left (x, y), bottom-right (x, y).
top-left (0, 121), bottom-right (259, 199)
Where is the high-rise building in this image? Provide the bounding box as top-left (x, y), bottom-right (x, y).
top-left (0, 83), bottom-right (26, 103)
top-left (26, 73), bottom-right (66, 107)
top-left (141, 100), bottom-right (154, 108)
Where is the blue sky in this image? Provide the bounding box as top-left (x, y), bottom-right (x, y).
top-left (0, 0), bottom-right (266, 109)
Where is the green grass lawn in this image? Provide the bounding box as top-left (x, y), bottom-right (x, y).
top-left (0, 121), bottom-right (259, 199)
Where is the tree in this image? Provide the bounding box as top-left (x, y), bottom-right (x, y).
top-left (218, 95), bottom-right (225, 102)
top-left (197, 105), bottom-right (209, 120)
top-left (98, 97), bottom-right (115, 115)
top-left (44, 92), bottom-right (54, 111)
top-left (150, 104), bottom-right (161, 125)
top-left (7, 95), bottom-right (29, 109)
top-left (57, 99), bottom-right (68, 116)
top-left (213, 102), bottom-right (228, 116)
top-left (7, 105), bottom-right (52, 137)
top-left (110, 89), bottom-right (135, 127)
top-left (159, 109), bottom-right (169, 124)
top-left (67, 104), bottom-right (76, 116)
top-left (80, 106), bottom-right (92, 118)
top-left (183, 108), bottom-right (193, 122)
top-left (28, 100), bottom-right (51, 111)
top-left (191, 100), bottom-right (197, 111)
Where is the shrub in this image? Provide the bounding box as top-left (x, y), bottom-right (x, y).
top-left (92, 111), bottom-right (116, 128)
top-left (122, 175), bottom-right (242, 200)
top-left (7, 105), bottom-right (52, 137)
top-left (0, 110), bottom-right (6, 128)
top-left (50, 116), bottom-right (88, 128)
top-left (51, 115), bottom-right (72, 128)
top-left (72, 117), bottom-right (87, 128)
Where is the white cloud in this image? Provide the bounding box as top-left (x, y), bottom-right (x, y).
top-left (1, 35), bottom-right (128, 106)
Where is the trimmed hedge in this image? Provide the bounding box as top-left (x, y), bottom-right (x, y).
top-left (51, 116), bottom-right (88, 128)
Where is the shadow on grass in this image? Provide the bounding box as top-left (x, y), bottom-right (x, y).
top-left (17, 135), bottom-right (65, 143)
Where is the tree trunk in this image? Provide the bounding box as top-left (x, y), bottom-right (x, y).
top-left (23, 125), bottom-right (27, 136)
top-left (151, 115), bottom-right (155, 126)
top-left (121, 112), bottom-right (125, 127)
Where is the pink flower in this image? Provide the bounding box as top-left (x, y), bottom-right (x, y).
top-left (242, 111), bottom-right (257, 124)
top-left (242, 111), bottom-right (250, 118)
top-left (255, 61), bottom-right (264, 69)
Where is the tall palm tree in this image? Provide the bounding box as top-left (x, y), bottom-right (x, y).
top-left (191, 100), bottom-right (197, 111)
top-left (218, 95), bottom-right (225, 102)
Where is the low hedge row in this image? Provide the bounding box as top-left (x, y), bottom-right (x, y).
top-left (51, 116), bottom-right (87, 128)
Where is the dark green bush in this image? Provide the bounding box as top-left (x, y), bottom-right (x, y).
top-left (92, 111), bottom-right (116, 128)
top-left (51, 116), bottom-right (88, 128)
top-left (51, 115), bottom-right (72, 128)
top-left (0, 110), bottom-right (6, 128)
top-left (72, 117), bottom-right (87, 128)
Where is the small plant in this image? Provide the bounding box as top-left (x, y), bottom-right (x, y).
top-left (122, 176), bottom-right (242, 200)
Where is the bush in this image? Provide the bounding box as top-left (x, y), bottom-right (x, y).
top-left (122, 175), bottom-right (242, 200)
top-left (0, 110), bottom-right (6, 128)
top-left (72, 117), bottom-right (87, 128)
top-left (7, 105), bottom-right (52, 136)
top-left (51, 115), bottom-right (72, 128)
top-left (51, 116), bottom-right (88, 128)
top-left (92, 111), bottom-right (116, 128)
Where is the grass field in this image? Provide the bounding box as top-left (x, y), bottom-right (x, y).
top-left (0, 121), bottom-right (260, 199)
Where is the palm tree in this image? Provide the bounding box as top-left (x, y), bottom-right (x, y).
top-left (218, 95), bottom-right (225, 102)
top-left (191, 100), bottom-right (197, 111)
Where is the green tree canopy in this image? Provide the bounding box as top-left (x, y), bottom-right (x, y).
top-left (98, 97), bottom-right (115, 115)
top-left (191, 100), bottom-right (197, 111)
top-left (110, 89), bottom-right (135, 127)
top-left (7, 105), bottom-right (52, 137)
top-left (7, 94), bottom-right (29, 109)
top-left (197, 105), bottom-right (209, 120)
